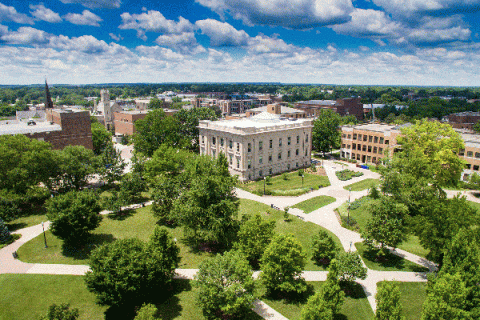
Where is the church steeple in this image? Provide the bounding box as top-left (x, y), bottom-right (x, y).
top-left (45, 79), bottom-right (54, 109)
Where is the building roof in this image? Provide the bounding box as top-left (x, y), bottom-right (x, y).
top-left (342, 123), bottom-right (410, 133)
top-left (296, 100), bottom-right (336, 106)
top-left (248, 105), bottom-right (305, 114)
top-left (0, 120), bottom-right (61, 135)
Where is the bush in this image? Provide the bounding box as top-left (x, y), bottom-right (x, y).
top-left (134, 303), bottom-right (158, 320)
top-left (298, 169), bottom-right (304, 176)
top-left (282, 173), bottom-right (288, 180)
top-left (0, 217), bottom-right (11, 244)
top-left (311, 230), bottom-right (339, 265)
top-left (265, 175), bottom-right (272, 185)
top-left (340, 216), bottom-right (359, 231)
top-left (335, 169), bottom-right (363, 181)
top-left (40, 303), bottom-right (79, 320)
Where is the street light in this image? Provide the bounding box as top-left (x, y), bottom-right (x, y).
top-left (263, 176), bottom-right (266, 195)
top-left (42, 222), bottom-right (48, 248)
top-left (347, 187), bottom-right (351, 226)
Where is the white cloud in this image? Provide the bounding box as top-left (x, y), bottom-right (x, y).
top-left (155, 32), bottom-right (206, 54)
top-left (1, 27), bottom-right (50, 45)
top-left (0, 3), bottom-right (34, 24)
top-left (196, 19), bottom-right (250, 46)
top-left (59, 0), bottom-right (122, 9)
top-left (332, 9), bottom-right (402, 38)
top-left (64, 10), bottom-right (102, 27)
top-left (0, 24), bottom-right (8, 36)
top-left (247, 34), bottom-right (294, 53)
top-left (109, 33), bottom-right (123, 41)
top-left (119, 10), bottom-right (194, 40)
top-left (29, 4), bottom-right (62, 23)
top-left (196, 0), bottom-right (354, 29)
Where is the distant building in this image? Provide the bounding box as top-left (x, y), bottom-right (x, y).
top-left (199, 112), bottom-right (313, 181)
top-left (460, 133), bottom-right (480, 180)
top-left (294, 97), bottom-right (364, 120)
top-left (94, 89), bottom-right (122, 129)
top-left (245, 104), bottom-right (306, 119)
top-left (444, 111), bottom-right (480, 131)
top-left (114, 108), bottom-right (179, 136)
top-left (1, 108), bottom-right (93, 150)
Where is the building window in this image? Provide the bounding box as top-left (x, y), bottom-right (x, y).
top-left (347, 145), bottom-right (350, 149)
top-left (358, 134), bottom-right (362, 140)
top-left (380, 137), bottom-right (384, 144)
top-left (259, 141), bottom-right (263, 151)
top-left (373, 157), bottom-right (377, 163)
top-left (248, 160), bottom-right (251, 169)
top-left (212, 137), bottom-right (216, 145)
top-left (362, 145), bottom-right (366, 152)
top-left (288, 137), bottom-right (291, 145)
top-left (369, 136), bottom-right (373, 142)
top-left (269, 168), bottom-right (273, 175)
top-left (259, 156), bottom-right (263, 164)
top-left (374, 136), bottom-right (378, 143)
top-left (459, 149), bottom-right (465, 156)
top-left (229, 140), bottom-right (233, 148)
top-left (379, 147), bottom-right (383, 154)
top-left (342, 144), bottom-right (345, 148)
top-left (288, 150), bottom-right (291, 158)
top-left (237, 143), bottom-right (240, 152)
top-left (212, 150), bottom-right (216, 158)
top-left (467, 151), bottom-right (474, 157)
top-left (475, 152), bottom-right (480, 159)
top-left (353, 134), bottom-right (357, 140)
top-left (268, 155), bottom-right (272, 162)
top-left (466, 164), bottom-right (472, 169)
top-left (229, 155), bottom-right (233, 165)
top-left (353, 144), bottom-right (356, 150)
top-left (296, 162), bottom-right (299, 167)
top-left (248, 143), bottom-right (251, 152)
top-left (373, 147), bottom-right (377, 153)
top-left (347, 134), bottom-right (351, 139)
top-left (237, 158), bottom-right (240, 168)
top-left (259, 170), bottom-right (263, 176)
top-left (306, 134), bottom-right (309, 142)
top-left (279, 138), bottom-right (282, 147)
top-left (220, 138), bottom-right (224, 146)
top-left (352, 153), bottom-right (355, 158)
top-left (296, 149), bottom-right (299, 156)
top-left (368, 146), bottom-right (372, 152)
top-left (297, 135), bottom-right (300, 144)
top-left (367, 156), bottom-right (371, 162)
top-left (385, 140), bottom-right (389, 145)
top-left (278, 152), bottom-right (282, 160)
top-left (287, 164), bottom-right (290, 170)
top-left (269, 139), bottom-right (273, 148)
top-left (475, 165), bottom-right (479, 171)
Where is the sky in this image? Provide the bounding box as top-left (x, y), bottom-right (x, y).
top-left (0, 0), bottom-right (480, 86)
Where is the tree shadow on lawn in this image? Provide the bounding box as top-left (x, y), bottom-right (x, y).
top-left (104, 279), bottom-right (189, 320)
top-left (106, 208), bottom-right (135, 221)
top-left (264, 283), bottom-right (316, 306)
top-left (361, 247), bottom-right (428, 272)
top-left (61, 233), bottom-right (116, 260)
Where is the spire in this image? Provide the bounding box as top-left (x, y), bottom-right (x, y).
top-left (45, 79), bottom-right (54, 109)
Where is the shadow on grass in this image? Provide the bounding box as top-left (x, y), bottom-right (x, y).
top-left (340, 282), bottom-right (367, 299)
top-left (107, 208), bottom-right (135, 221)
top-left (61, 233), bottom-right (116, 260)
top-left (6, 222), bottom-right (28, 232)
top-left (104, 279), bottom-right (190, 320)
top-left (360, 246), bottom-right (428, 272)
top-left (263, 283), bottom-right (315, 306)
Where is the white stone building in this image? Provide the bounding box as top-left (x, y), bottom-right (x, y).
top-left (199, 112), bottom-right (313, 181)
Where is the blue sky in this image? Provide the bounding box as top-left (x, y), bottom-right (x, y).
top-left (0, 0), bottom-right (480, 86)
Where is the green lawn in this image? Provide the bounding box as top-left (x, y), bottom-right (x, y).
top-left (343, 178), bottom-right (381, 191)
top-left (260, 281), bottom-right (373, 320)
top-left (336, 198), bottom-right (429, 258)
top-left (239, 171), bottom-right (330, 196)
top-left (0, 275), bottom-right (262, 320)
top-left (377, 281), bottom-right (427, 320)
top-left (468, 200), bottom-right (480, 214)
top-left (17, 199), bottom-right (343, 271)
top-left (292, 196), bottom-right (336, 213)
top-left (355, 243), bottom-right (428, 272)
top-left (6, 213), bottom-right (47, 231)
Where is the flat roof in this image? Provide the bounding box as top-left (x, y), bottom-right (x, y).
top-left (248, 105), bottom-right (305, 114)
top-left (0, 120), bottom-right (62, 135)
top-left (343, 123), bottom-right (409, 133)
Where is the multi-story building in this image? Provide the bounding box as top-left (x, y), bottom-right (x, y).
top-left (444, 111), bottom-right (480, 131)
top-left (294, 97), bottom-right (364, 120)
top-left (340, 123), bottom-right (403, 164)
top-left (199, 112), bottom-right (313, 181)
top-left (245, 104), bottom-right (306, 119)
top-left (0, 108), bottom-right (93, 149)
top-left (114, 108), bottom-right (179, 136)
top-left (218, 99), bottom-right (255, 115)
top-left (459, 133), bottom-right (480, 179)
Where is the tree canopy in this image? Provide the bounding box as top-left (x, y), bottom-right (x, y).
top-left (312, 109), bottom-right (341, 155)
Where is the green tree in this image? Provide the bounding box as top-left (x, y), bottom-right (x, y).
top-left (85, 227), bottom-right (179, 307)
top-left (174, 107), bottom-right (218, 152)
top-left (195, 250), bottom-right (256, 319)
top-left (134, 303), bottom-right (158, 320)
top-left (300, 292), bottom-right (333, 320)
top-left (98, 143), bottom-right (125, 185)
top-left (362, 197), bottom-right (409, 253)
top-left (0, 217), bottom-right (11, 244)
top-left (260, 233), bottom-right (307, 295)
top-left (46, 190), bottom-right (102, 246)
top-left (148, 97), bottom-right (163, 109)
top-left (335, 251), bottom-right (367, 284)
top-left (40, 303), bottom-right (79, 320)
top-left (312, 109), bottom-right (341, 155)
top-left (55, 146), bottom-right (98, 192)
top-left (321, 259), bottom-right (345, 315)
top-left (234, 213), bottom-right (276, 267)
top-left (311, 230), bottom-right (339, 265)
top-left (144, 144), bottom-right (192, 181)
top-left (421, 273), bottom-right (470, 320)
top-left (118, 172), bottom-right (147, 204)
top-left (375, 282), bottom-right (404, 320)
top-left (134, 109), bottom-right (187, 156)
top-left (151, 174), bottom-right (181, 224)
top-left (91, 122), bottom-right (112, 155)
top-left (473, 121), bottom-right (480, 133)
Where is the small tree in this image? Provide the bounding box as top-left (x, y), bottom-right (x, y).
top-left (195, 250), bottom-right (256, 319)
top-left (98, 143), bottom-right (126, 185)
top-left (311, 230), bottom-right (338, 265)
top-left (375, 282), bottom-right (404, 320)
top-left (260, 233), bottom-right (307, 295)
top-left (0, 217), bottom-right (11, 244)
top-left (283, 206), bottom-right (290, 221)
top-left (321, 259), bottom-right (345, 315)
top-left (40, 303), bottom-right (79, 320)
top-left (234, 213), bottom-right (275, 267)
top-left (335, 251), bottom-right (367, 284)
top-left (134, 303), bottom-right (158, 320)
top-left (119, 172), bottom-right (147, 204)
top-left (300, 292), bottom-right (333, 320)
top-left (46, 190), bottom-right (102, 246)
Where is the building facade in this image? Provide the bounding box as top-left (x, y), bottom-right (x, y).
top-left (294, 97), bottom-right (364, 120)
top-left (445, 111), bottom-right (480, 131)
top-left (245, 104), bottom-right (306, 119)
top-left (199, 112), bottom-right (313, 181)
top-left (459, 133), bottom-right (480, 180)
top-left (340, 123), bottom-right (403, 164)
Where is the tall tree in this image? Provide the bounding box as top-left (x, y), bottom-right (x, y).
top-left (260, 233), bottom-right (307, 295)
top-left (335, 251), bottom-right (367, 284)
top-left (321, 259), bottom-right (345, 315)
top-left (375, 282), bottom-right (404, 320)
top-left (54, 146), bottom-right (98, 192)
top-left (174, 107), bottom-right (217, 152)
top-left (300, 292), bottom-right (333, 320)
top-left (312, 109), bottom-right (341, 155)
top-left (91, 122), bottom-right (112, 155)
top-left (311, 230), bottom-right (339, 265)
top-left (195, 250), bottom-right (256, 319)
top-left (98, 143), bottom-right (125, 185)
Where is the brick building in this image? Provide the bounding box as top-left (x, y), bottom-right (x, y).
top-left (444, 111), bottom-right (480, 131)
top-left (245, 104), bottom-right (306, 119)
top-left (294, 97), bottom-right (364, 120)
top-left (114, 109), bottom-right (179, 136)
top-left (0, 108), bottom-right (93, 150)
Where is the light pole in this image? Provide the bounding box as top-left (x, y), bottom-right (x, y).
top-left (347, 187), bottom-right (351, 226)
top-left (42, 222), bottom-right (48, 248)
top-left (263, 176), bottom-right (266, 195)
top-left (302, 174), bottom-right (304, 187)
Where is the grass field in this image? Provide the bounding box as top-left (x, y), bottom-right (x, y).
top-left (260, 281), bottom-right (374, 320)
top-left (377, 281), bottom-right (427, 320)
top-left (292, 196), bottom-right (336, 213)
top-left (0, 275), bottom-right (262, 320)
top-left (336, 198), bottom-right (430, 258)
top-left (355, 243), bottom-right (428, 272)
top-left (6, 213), bottom-right (47, 232)
top-left (343, 178), bottom-right (381, 191)
top-left (239, 171), bottom-right (330, 196)
top-left (17, 199), bottom-right (343, 271)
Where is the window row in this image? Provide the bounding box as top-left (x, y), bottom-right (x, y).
top-left (352, 153), bottom-right (378, 163)
top-left (348, 133), bottom-right (388, 145)
top-left (465, 151), bottom-right (480, 158)
top-left (203, 134), bottom-right (309, 152)
top-left (351, 144), bottom-right (384, 154)
top-left (256, 162), bottom-right (300, 178)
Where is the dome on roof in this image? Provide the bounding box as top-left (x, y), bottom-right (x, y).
top-left (251, 112), bottom-right (281, 123)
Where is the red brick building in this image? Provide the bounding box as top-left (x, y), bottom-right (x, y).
top-left (294, 97), bottom-right (364, 120)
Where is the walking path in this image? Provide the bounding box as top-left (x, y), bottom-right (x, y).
top-left (2, 159), bottom-right (479, 319)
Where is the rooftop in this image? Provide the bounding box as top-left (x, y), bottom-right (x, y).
top-left (248, 105), bottom-right (305, 114)
top-left (0, 120), bottom-right (61, 135)
top-left (342, 123), bottom-right (410, 133)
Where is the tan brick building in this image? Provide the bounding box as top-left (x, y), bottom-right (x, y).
top-left (459, 133), bottom-right (480, 179)
top-left (246, 104), bottom-right (306, 119)
top-left (340, 123), bottom-right (403, 164)
top-left (114, 109), bottom-right (179, 136)
top-left (294, 97), bottom-right (364, 120)
top-left (199, 112), bottom-right (313, 181)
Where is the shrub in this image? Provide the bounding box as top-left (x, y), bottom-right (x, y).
top-left (282, 173), bottom-right (288, 180)
top-left (0, 217), bottom-right (11, 244)
top-left (335, 169), bottom-right (363, 181)
top-left (40, 303), bottom-right (79, 320)
top-left (134, 303), bottom-right (158, 320)
top-left (298, 169), bottom-right (304, 176)
top-left (265, 175), bottom-right (272, 184)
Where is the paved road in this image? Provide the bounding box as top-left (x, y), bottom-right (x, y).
top-left (2, 159), bottom-right (478, 319)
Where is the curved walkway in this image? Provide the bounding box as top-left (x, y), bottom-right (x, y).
top-left (2, 160), bottom-right (479, 319)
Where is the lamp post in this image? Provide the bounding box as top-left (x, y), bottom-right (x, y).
top-left (263, 176), bottom-right (266, 195)
top-left (302, 174), bottom-right (304, 187)
top-left (42, 222), bottom-right (48, 248)
top-left (347, 187), bottom-right (351, 226)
